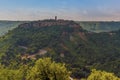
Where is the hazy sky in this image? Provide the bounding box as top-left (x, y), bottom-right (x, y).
top-left (0, 0), bottom-right (120, 21)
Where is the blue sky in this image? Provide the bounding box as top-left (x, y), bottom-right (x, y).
top-left (0, 0), bottom-right (120, 21)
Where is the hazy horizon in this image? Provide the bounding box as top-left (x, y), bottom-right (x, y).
top-left (0, 0), bottom-right (120, 21)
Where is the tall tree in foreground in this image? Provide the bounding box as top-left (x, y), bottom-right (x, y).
top-left (26, 58), bottom-right (70, 80)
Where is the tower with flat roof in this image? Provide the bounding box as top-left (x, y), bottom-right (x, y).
top-left (55, 16), bottom-right (57, 21)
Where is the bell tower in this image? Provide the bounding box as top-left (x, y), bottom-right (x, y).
top-left (55, 16), bottom-right (57, 21)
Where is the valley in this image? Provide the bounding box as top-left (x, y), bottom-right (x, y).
top-left (0, 21), bottom-right (25, 36)
top-left (1, 20), bottom-right (120, 79)
top-left (0, 0), bottom-right (120, 80)
top-left (77, 21), bottom-right (120, 33)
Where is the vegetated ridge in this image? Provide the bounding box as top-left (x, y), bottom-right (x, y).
top-left (1, 19), bottom-right (120, 79)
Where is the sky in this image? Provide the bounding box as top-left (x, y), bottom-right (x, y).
top-left (0, 0), bottom-right (120, 21)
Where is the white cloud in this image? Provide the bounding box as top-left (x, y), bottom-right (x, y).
top-left (0, 7), bottom-right (120, 21)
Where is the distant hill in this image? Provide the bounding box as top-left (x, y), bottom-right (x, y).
top-left (0, 21), bottom-right (25, 36)
top-left (1, 21), bottom-right (120, 37)
top-left (1, 20), bottom-right (120, 79)
top-left (77, 21), bottom-right (120, 32)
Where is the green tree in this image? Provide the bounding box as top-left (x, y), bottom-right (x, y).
top-left (26, 58), bottom-right (70, 80)
top-left (87, 69), bottom-right (120, 80)
top-left (0, 64), bottom-right (29, 80)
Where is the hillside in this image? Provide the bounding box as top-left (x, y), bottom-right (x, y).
top-left (0, 21), bottom-right (25, 36)
top-left (77, 21), bottom-right (120, 32)
top-left (1, 20), bottom-right (120, 79)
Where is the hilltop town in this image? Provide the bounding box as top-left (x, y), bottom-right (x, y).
top-left (19, 16), bottom-right (81, 29)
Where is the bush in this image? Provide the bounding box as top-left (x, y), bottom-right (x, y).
top-left (26, 58), bottom-right (70, 80)
top-left (87, 69), bottom-right (120, 80)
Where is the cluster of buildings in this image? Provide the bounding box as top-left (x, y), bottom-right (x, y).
top-left (19, 16), bottom-right (81, 29)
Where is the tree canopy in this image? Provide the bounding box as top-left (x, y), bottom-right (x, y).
top-left (87, 69), bottom-right (120, 80)
top-left (0, 58), bottom-right (70, 80)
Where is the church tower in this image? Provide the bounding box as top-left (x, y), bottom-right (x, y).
top-left (55, 16), bottom-right (57, 21)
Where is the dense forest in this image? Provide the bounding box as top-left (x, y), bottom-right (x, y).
top-left (0, 20), bottom-right (120, 79)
